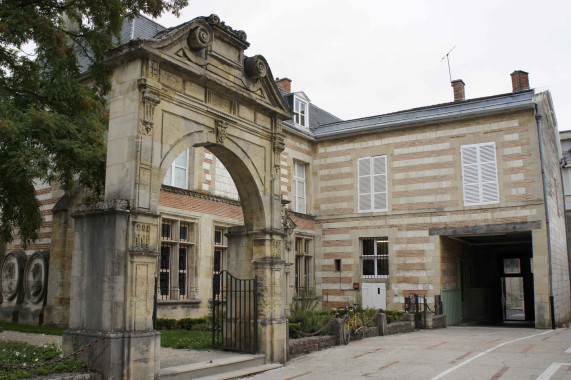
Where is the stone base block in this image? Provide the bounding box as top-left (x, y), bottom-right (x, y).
top-left (0, 302), bottom-right (20, 323)
top-left (63, 329), bottom-right (160, 379)
top-left (258, 318), bottom-right (288, 363)
top-left (18, 304), bottom-right (46, 325)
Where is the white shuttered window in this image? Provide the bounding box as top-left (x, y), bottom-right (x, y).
top-left (358, 156), bottom-right (388, 212)
top-left (461, 142), bottom-right (499, 205)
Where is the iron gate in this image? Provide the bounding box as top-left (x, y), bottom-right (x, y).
top-left (212, 270), bottom-right (258, 353)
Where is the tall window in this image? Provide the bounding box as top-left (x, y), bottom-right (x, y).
top-left (213, 227), bottom-right (227, 275)
top-left (293, 162), bottom-right (306, 213)
top-left (361, 237), bottom-right (389, 279)
top-left (461, 142), bottom-right (499, 205)
top-left (358, 156), bottom-right (387, 212)
top-left (163, 149), bottom-right (189, 189)
top-left (294, 98), bottom-right (308, 128)
top-left (159, 217), bottom-right (196, 300)
top-left (295, 237), bottom-right (313, 296)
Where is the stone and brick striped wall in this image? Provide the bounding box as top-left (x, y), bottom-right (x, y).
top-left (314, 110), bottom-right (552, 311)
top-left (8, 183), bottom-right (63, 252)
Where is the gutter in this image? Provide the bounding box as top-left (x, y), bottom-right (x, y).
top-left (535, 106), bottom-right (556, 329)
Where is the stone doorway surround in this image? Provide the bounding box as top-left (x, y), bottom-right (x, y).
top-left (62, 14), bottom-right (293, 379)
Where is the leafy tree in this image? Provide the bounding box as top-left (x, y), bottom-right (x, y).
top-left (0, 0), bottom-right (187, 245)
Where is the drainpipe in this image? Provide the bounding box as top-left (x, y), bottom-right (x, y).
top-left (535, 108), bottom-right (556, 329)
top-left (559, 158), bottom-right (571, 298)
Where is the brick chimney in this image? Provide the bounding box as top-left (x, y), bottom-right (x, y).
top-left (451, 79), bottom-right (465, 101)
top-left (511, 70), bottom-right (529, 92)
top-left (275, 77), bottom-right (291, 92)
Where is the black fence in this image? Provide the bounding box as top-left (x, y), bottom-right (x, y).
top-left (212, 270), bottom-right (258, 353)
top-left (404, 294), bottom-right (443, 329)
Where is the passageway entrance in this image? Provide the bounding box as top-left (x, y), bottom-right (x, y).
top-left (439, 230), bottom-right (535, 326)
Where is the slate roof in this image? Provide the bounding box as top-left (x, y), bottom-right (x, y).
top-left (278, 88), bottom-right (342, 137)
top-left (312, 90), bottom-right (536, 140)
top-left (78, 14), bottom-right (165, 73)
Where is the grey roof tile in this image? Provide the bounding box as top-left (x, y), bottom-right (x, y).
top-left (78, 15), bottom-right (165, 73)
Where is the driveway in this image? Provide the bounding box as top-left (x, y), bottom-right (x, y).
top-left (250, 326), bottom-right (571, 380)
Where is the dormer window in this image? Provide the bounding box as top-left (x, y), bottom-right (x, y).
top-left (294, 97), bottom-right (308, 128)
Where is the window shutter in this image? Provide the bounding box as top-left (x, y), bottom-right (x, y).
top-left (372, 156), bottom-right (387, 211)
top-left (358, 157), bottom-right (372, 211)
top-left (461, 145), bottom-right (481, 205)
top-left (461, 143), bottom-right (499, 205)
top-left (479, 143), bottom-right (499, 203)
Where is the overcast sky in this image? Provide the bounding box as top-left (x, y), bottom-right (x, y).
top-left (156, 0), bottom-right (571, 130)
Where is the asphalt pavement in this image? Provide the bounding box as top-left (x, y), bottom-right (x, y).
top-left (250, 326), bottom-right (571, 380)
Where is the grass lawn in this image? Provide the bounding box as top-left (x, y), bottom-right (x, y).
top-left (160, 330), bottom-right (213, 350)
top-left (0, 341), bottom-right (87, 380)
top-left (0, 322), bottom-right (64, 336)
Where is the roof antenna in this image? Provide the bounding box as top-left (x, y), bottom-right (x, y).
top-left (441, 45), bottom-right (456, 83)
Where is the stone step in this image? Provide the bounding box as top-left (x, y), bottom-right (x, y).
top-left (197, 363), bottom-right (283, 380)
top-left (159, 354), bottom-right (267, 379)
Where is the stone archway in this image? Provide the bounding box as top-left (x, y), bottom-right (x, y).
top-left (63, 15), bottom-right (292, 379)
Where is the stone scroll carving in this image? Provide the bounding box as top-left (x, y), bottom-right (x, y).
top-left (244, 55), bottom-right (267, 79)
top-left (216, 120), bottom-right (228, 144)
top-left (139, 89), bottom-right (161, 136)
top-left (187, 24), bottom-right (213, 51)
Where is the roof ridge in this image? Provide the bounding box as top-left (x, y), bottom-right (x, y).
top-left (316, 89), bottom-right (534, 128)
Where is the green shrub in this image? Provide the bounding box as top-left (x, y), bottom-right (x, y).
top-left (288, 297), bottom-right (332, 339)
top-left (156, 318), bottom-right (177, 330)
top-left (384, 310), bottom-right (404, 324)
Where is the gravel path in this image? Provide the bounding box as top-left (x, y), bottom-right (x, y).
top-left (0, 330), bottom-right (241, 368)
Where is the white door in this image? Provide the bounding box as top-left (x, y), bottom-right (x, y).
top-left (361, 283), bottom-right (386, 309)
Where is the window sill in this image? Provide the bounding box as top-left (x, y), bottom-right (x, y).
top-left (157, 299), bottom-right (201, 306)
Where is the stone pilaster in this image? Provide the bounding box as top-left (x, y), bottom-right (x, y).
top-left (63, 201), bottom-right (160, 379)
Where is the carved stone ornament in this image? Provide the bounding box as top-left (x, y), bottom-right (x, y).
top-left (272, 239), bottom-right (281, 257)
top-left (134, 223), bottom-right (152, 249)
top-left (149, 60), bottom-right (159, 79)
top-left (216, 120), bottom-right (228, 144)
top-left (187, 24), bottom-right (212, 51)
top-left (23, 251), bottom-right (49, 304)
top-left (0, 251), bottom-right (26, 301)
top-left (273, 138), bottom-right (285, 154)
top-left (244, 55), bottom-right (267, 79)
top-left (140, 90), bottom-right (160, 135)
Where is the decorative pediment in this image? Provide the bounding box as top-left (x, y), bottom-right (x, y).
top-left (104, 14), bottom-right (292, 120)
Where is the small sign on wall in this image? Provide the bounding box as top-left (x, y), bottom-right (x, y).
top-left (503, 258), bottom-right (521, 274)
top-left (353, 282), bottom-right (360, 290)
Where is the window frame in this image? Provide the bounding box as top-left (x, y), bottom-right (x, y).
top-left (460, 142), bottom-right (500, 206)
top-left (358, 155), bottom-right (388, 213)
top-left (158, 217), bottom-right (196, 300)
top-left (360, 237), bottom-right (389, 279)
top-left (163, 149), bottom-right (189, 189)
top-left (213, 226), bottom-right (228, 276)
top-left (294, 236), bottom-right (313, 297)
top-left (293, 97), bottom-right (308, 128)
top-left (293, 161), bottom-right (307, 213)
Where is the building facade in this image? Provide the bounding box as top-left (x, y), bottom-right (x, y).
top-left (1, 16), bottom-right (570, 331)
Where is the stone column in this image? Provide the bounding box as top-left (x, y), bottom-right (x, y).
top-left (253, 233), bottom-right (287, 363)
top-left (62, 201), bottom-right (160, 379)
